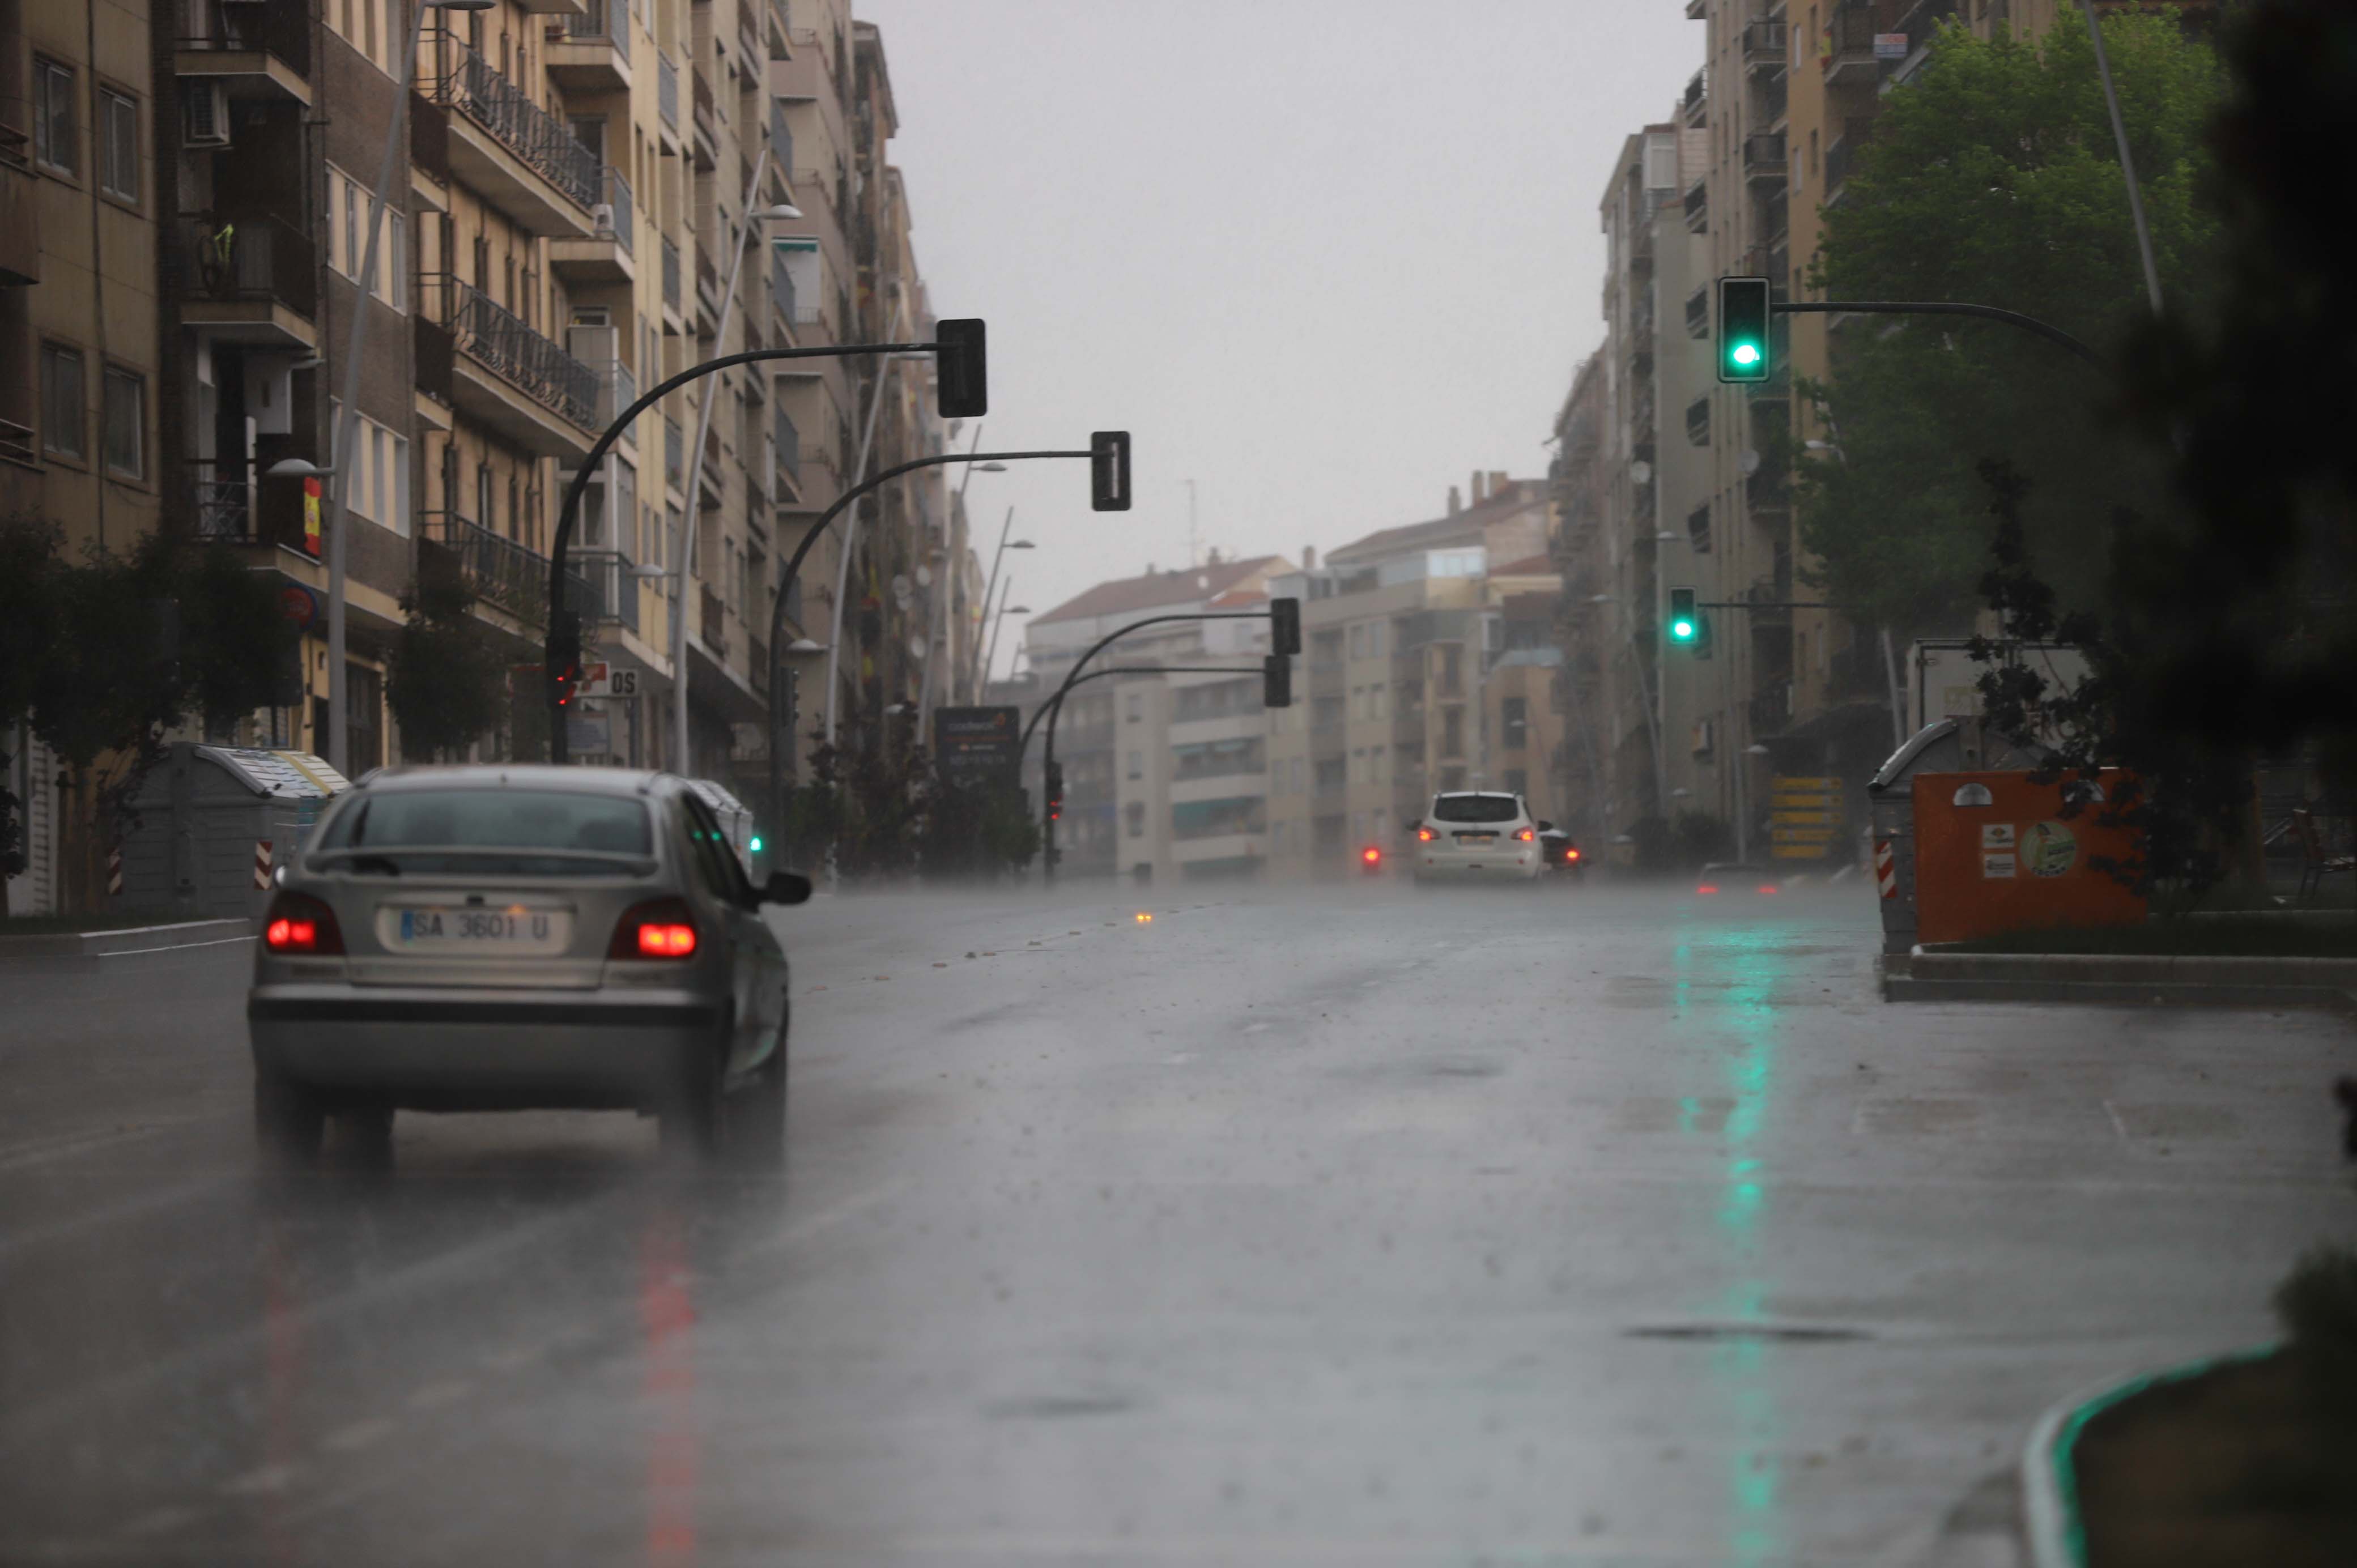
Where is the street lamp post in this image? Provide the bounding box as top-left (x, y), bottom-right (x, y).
top-left (980, 583), bottom-right (1028, 700)
top-left (966, 506), bottom-right (1032, 701)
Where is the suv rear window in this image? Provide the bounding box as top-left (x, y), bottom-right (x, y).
top-left (317, 790), bottom-right (653, 868)
top-left (1429, 794), bottom-right (1520, 824)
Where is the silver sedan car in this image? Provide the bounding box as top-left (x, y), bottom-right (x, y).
top-left (246, 766), bottom-right (809, 1169)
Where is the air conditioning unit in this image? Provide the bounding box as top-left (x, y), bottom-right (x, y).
top-left (184, 84), bottom-right (232, 148)
top-left (591, 202), bottom-right (616, 237)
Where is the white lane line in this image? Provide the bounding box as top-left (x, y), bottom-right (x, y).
top-left (318, 1417), bottom-right (397, 1454)
top-left (94, 935), bottom-right (256, 957)
top-left (738, 1176), bottom-right (909, 1260)
top-left (116, 1505), bottom-right (203, 1538)
top-left (0, 1173), bottom-right (240, 1256)
top-left (2101, 1099), bottom-right (2130, 1142)
top-left (0, 1120), bottom-right (203, 1175)
top-left (403, 1378), bottom-right (474, 1412)
top-left (219, 1462), bottom-right (298, 1497)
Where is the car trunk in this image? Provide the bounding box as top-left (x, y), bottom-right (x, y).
top-left (324, 871), bottom-right (660, 990)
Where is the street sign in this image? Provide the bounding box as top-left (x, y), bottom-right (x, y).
top-left (576, 664), bottom-right (640, 698)
top-left (934, 705), bottom-right (1020, 786)
top-left (278, 583), bottom-right (320, 630)
top-left (1873, 32), bottom-right (1909, 58)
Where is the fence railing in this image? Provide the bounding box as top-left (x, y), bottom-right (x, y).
top-left (448, 279), bottom-right (598, 430)
top-left (665, 416), bottom-right (684, 491)
top-left (768, 252), bottom-right (795, 326)
top-left (571, 548), bottom-right (639, 634)
top-left (175, 215), bottom-right (318, 319)
top-left (660, 235), bottom-right (680, 311)
top-left (700, 584), bottom-right (728, 658)
top-left (180, 0), bottom-right (310, 66)
top-left (561, 0), bottom-right (616, 38)
top-left (423, 512), bottom-right (590, 629)
top-left (773, 407), bottom-right (800, 489)
top-left (439, 39), bottom-right (598, 211)
top-left (656, 52), bottom-right (679, 130)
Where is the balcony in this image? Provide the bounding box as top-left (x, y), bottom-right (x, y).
top-left (772, 408), bottom-right (801, 500)
top-left (1743, 19), bottom-right (1787, 70)
top-left (1685, 397), bottom-right (1709, 448)
top-left (434, 39), bottom-right (598, 235)
top-left (1826, 5), bottom-right (1881, 87)
top-left (1680, 68), bottom-right (1707, 129)
top-left (424, 512), bottom-right (586, 629)
top-left (1824, 133), bottom-right (1860, 201)
top-left (548, 0), bottom-right (631, 93)
top-left (1681, 177), bottom-right (1707, 234)
top-left (660, 236), bottom-right (683, 319)
top-left (173, 216), bottom-right (318, 347)
top-left (1748, 681), bottom-right (1792, 739)
top-left (656, 53), bottom-right (681, 145)
top-left (694, 239), bottom-right (720, 325)
top-left (1684, 286), bottom-right (1709, 339)
top-left (689, 66), bottom-right (718, 170)
top-left (550, 166), bottom-right (636, 283)
top-left (665, 416), bottom-right (686, 495)
top-left (176, 0), bottom-right (311, 103)
top-left (587, 348), bottom-right (636, 435)
top-left (1743, 132), bottom-right (1788, 188)
top-left (768, 252), bottom-right (797, 331)
top-left (189, 459), bottom-right (272, 547)
top-left (440, 278), bottom-right (599, 458)
top-left (571, 548), bottom-right (641, 634)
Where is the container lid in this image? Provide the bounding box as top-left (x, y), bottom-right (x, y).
top-left (199, 747), bottom-right (351, 800)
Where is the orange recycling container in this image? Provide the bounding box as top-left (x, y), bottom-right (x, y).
top-left (1910, 770), bottom-right (2145, 946)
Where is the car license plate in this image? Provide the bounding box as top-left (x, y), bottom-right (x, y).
top-left (393, 906), bottom-right (569, 952)
top-left (1456, 833), bottom-right (1497, 845)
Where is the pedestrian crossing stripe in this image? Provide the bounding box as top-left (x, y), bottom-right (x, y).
top-left (1773, 776), bottom-right (1840, 789)
top-left (1772, 811), bottom-right (1840, 826)
top-left (1772, 793), bottom-right (1840, 808)
top-left (1771, 845), bottom-right (1827, 859)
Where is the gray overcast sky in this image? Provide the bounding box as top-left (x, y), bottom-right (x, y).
top-left (853, 1), bottom-right (1700, 675)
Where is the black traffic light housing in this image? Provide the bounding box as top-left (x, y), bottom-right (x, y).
top-left (1044, 760), bottom-right (1065, 822)
top-left (935, 318), bottom-right (987, 419)
top-left (549, 611), bottom-right (584, 708)
top-left (1262, 653), bottom-right (1292, 709)
top-left (1717, 277), bottom-right (1773, 384)
top-left (1090, 431), bottom-right (1131, 512)
top-left (1269, 596), bottom-right (1301, 657)
top-left (1667, 587), bottom-right (1699, 646)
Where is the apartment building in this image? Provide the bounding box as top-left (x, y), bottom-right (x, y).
top-left (1266, 475), bottom-right (1551, 878)
top-left (1020, 554), bottom-right (1286, 883)
top-left (2, 0), bottom-right (166, 914)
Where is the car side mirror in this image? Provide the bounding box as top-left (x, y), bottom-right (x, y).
top-left (760, 871), bottom-right (812, 906)
top-left (1537, 821), bottom-right (1554, 833)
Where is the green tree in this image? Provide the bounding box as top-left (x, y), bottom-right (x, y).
top-left (386, 553), bottom-right (510, 761)
top-left (1799, 14), bottom-right (2227, 633)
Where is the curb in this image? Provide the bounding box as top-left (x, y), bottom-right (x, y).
top-left (1882, 974), bottom-right (2357, 1012)
top-left (1879, 951), bottom-right (2357, 1012)
top-left (0, 918), bottom-right (252, 960)
top-left (2019, 1345), bottom-right (2274, 1568)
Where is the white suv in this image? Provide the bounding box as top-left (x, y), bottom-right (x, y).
top-left (1411, 791), bottom-right (1545, 883)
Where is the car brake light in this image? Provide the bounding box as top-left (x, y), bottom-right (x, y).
top-left (1514, 828), bottom-right (1534, 842)
top-left (1567, 848), bottom-right (1581, 861)
top-left (261, 892), bottom-right (344, 955)
top-left (1757, 885), bottom-right (1779, 895)
top-left (1362, 846), bottom-right (1381, 864)
top-left (1697, 884), bottom-right (1720, 895)
top-left (1416, 828), bottom-right (1435, 842)
top-left (611, 898), bottom-right (699, 960)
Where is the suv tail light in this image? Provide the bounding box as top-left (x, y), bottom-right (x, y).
top-left (1416, 828), bottom-right (1435, 842)
top-left (1362, 846), bottom-right (1381, 864)
top-left (262, 891), bottom-right (346, 955)
top-left (611, 898), bottom-right (699, 960)
top-left (1514, 828), bottom-right (1535, 842)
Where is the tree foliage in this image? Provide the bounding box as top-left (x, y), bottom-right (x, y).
top-left (1798, 14), bottom-right (2227, 633)
top-left (385, 552), bottom-right (509, 761)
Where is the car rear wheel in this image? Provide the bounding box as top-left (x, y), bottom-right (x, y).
top-left (343, 1105), bottom-right (395, 1171)
top-left (254, 1070), bottom-right (325, 1169)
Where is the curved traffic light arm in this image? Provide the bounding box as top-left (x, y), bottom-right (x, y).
top-left (1776, 300), bottom-right (2100, 367)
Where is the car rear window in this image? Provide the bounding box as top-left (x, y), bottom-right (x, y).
top-left (1431, 794), bottom-right (1520, 824)
top-left (317, 790), bottom-right (652, 867)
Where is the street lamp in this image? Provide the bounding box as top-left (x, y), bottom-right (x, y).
top-left (966, 498), bottom-right (1032, 702)
top-left (307, 0), bottom-right (490, 776)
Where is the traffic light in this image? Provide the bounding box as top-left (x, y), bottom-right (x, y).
top-left (549, 611), bottom-right (584, 708)
top-left (1262, 653), bottom-right (1292, 709)
top-left (1717, 276), bottom-right (1772, 384)
top-left (1090, 430), bottom-right (1131, 511)
top-left (935, 318), bottom-right (987, 418)
top-left (1044, 760), bottom-right (1065, 823)
top-left (1269, 595), bottom-right (1301, 657)
top-left (1667, 587), bottom-right (1700, 647)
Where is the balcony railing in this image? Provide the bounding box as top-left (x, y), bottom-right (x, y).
top-left (1682, 178), bottom-right (1707, 233)
top-left (175, 215), bottom-right (317, 319)
top-left (423, 511), bottom-right (598, 629)
top-left (440, 40), bottom-right (598, 211)
top-left (595, 165), bottom-right (633, 252)
top-left (1826, 5), bottom-right (1879, 83)
top-left (1684, 286), bottom-right (1709, 339)
top-left (1824, 134), bottom-right (1858, 196)
top-left (590, 353), bottom-right (636, 431)
top-left (768, 253), bottom-right (796, 326)
top-left (1680, 68), bottom-right (1706, 125)
top-left (665, 415), bottom-right (685, 491)
top-left (449, 279), bottom-right (599, 430)
top-left (1743, 19), bottom-right (1786, 67)
top-left (189, 458), bottom-right (270, 544)
top-left (660, 235), bottom-right (681, 312)
top-left (178, 0), bottom-right (310, 70)
top-left (571, 548), bottom-right (640, 634)
top-left (773, 407), bottom-right (800, 488)
top-left (1743, 132), bottom-right (1787, 185)
top-left (690, 65), bottom-right (716, 143)
top-left (563, 0), bottom-right (616, 36)
top-left (657, 52), bottom-right (680, 131)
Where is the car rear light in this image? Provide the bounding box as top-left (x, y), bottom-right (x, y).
top-left (1416, 828), bottom-right (1435, 842)
top-left (262, 892), bottom-right (344, 955)
top-left (1697, 884), bottom-right (1720, 895)
top-left (1362, 846), bottom-right (1381, 864)
top-left (1757, 885), bottom-right (1779, 895)
top-left (1514, 828), bottom-right (1534, 842)
top-left (1567, 848), bottom-right (1581, 861)
top-left (611, 898), bottom-right (699, 960)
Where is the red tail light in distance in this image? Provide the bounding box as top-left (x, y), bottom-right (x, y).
top-left (262, 892), bottom-right (345, 955)
top-left (611, 898), bottom-right (699, 960)
top-left (1514, 828), bottom-right (1535, 842)
top-left (1362, 846), bottom-right (1381, 864)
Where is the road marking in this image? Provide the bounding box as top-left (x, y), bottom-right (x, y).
top-left (116, 1506), bottom-right (202, 1537)
top-left (219, 1462), bottom-right (298, 1497)
top-left (319, 1417), bottom-right (397, 1454)
top-left (95, 935), bottom-right (256, 957)
top-left (0, 1119), bottom-right (203, 1174)
top-left (2101, 1099), bottom-right (2130, 1142)
top-left (405, 1378), bottom-right (474, 1412)
top-left (0, 1172), bottom-right (240, 1257)
top-left (739, 1176), bottom-right (910, 1260)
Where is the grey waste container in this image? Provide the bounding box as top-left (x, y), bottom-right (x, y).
top-left (1866, 719), bottom-right (2053, 955)
top-left (120, 744), bottom-right (350, 920)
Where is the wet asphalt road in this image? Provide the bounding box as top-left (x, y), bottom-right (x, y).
top-left (2, 881), bottom-right (2351, 1567)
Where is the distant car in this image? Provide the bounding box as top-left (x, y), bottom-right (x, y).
top-left (246, 766), bottom-right (811, 1171)
top-left (1538, 828), bottom-right (1584, 877)
top-left (1358, 844), bottom-right (1387, 875)
top-left (1411, 791), bottom-right (1545, 884)
top-left (1696, 862), bottom-right (1784, 897)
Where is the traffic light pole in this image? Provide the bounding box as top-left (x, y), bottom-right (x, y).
top-left (1019, 610), bottom-right (1290, 888)
top-left (544, 340), bottom-right (938, 764)
top-left (763, 448), bottom-right (1096, 840)
top-left (1773, 300), bottom-right (2099, 367)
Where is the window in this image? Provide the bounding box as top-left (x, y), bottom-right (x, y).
top-left (99, 89), bottom-right (138, 203)
top-left (1125, 802), bottom-right (1145, 838)
top-left (40, 344), bottom-right (85, 461)
top-left (101, 367), bottom-right (144, 479)
top-left (1126, 693), bottom-right (1142, 723)
top-left (327, 168), bottom-right (406, 309)
top-left (34, 59), bottom-right (76, 176)
top-left (1127, 749), bottom-right (1142, 781)
top-left (329, 400), bottom-right (411, 534)
top-left (1502, 697), bottom-right (1529, 749)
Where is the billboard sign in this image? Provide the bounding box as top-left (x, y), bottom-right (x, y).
top-left (934, 706), bottom-right (1020, 787)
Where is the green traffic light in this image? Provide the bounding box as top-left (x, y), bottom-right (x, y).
top-left (1729, 342), bottom-right (1761, 368)
top-left (1670, 617), bottom-right (1697, 641)
top-left (749, 836), bottom-right (763, 852)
